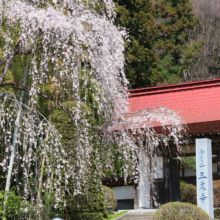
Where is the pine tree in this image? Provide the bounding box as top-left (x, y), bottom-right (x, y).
top-left (115, 0), bottom-right (160, 88)
top-left (155, 0), bottom-right (203, 84)
top-left (115, 0), bottom-right (203, 87)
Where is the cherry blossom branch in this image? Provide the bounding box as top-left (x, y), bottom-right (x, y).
top-left (0, 81), bottom-right (102, 132)
top-left (0, 81), bottom-right (186, 141)
top-left (0, 82), bottom-right (171, 139)
top-left (0, 42), bottom-right (43, 83)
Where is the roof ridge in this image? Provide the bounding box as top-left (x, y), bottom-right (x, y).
top-left (129, 78), bottom-right (220, 97)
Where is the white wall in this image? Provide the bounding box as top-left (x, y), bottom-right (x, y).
top-left (112, 186), bottom-right (134, 200)
top-left (180, 163), bottom-right (217, 177)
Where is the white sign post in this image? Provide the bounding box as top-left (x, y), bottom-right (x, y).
top-left (196, 138), bottom-right (214, 219)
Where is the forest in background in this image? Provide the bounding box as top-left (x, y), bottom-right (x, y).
top-left (115, 0), bottom-right (220, 88)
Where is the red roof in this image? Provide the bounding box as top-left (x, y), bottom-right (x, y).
top-left (128, 78), bottom-right (220, 134)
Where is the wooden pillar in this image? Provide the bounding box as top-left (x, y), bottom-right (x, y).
top-left (217, 159), bottom-right (220, 180)
top-left (217, 147), bottom-right (220, 180)
top-left (170, 158), bottom-right (180, 202)
top-left (134, 183), bottom-right (139, 209)
top-left (134, 149), bottom-right (140, 209)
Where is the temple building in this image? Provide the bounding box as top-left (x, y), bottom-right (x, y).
top-left (103, 78), bottom-right (220, 210)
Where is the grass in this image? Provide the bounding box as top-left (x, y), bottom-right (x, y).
top-left (108, 211), bottom-right (128, 220)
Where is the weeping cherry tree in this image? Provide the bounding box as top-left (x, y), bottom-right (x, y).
top-left (0, 0), bottom-right (187, 214)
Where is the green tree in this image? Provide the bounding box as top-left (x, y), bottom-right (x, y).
top-left (155, 0), bottom-right (203, 84)
top-left (180, 156), bottom-right (196, 170)
top-left (64, 157), bottom-right (108, 220)
top-left (52, 101), bottom-right (108, 219)
top-left (115, 0), bottom-right (159, 88)
top-left (115, 0), bottom-right (203, 87)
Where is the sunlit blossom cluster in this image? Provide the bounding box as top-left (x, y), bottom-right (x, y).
top-left (0, 91), bottom-right (74, 210)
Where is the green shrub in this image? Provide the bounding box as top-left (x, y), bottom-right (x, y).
top-left (213, 180), bottom-right (220, 208)
top-left (180, 157), bottom-right (196, 170)
top-left (64, 192), bottom-right (108, 220)
top-left (214, 209), bottom-right (220, 219)
top-left (64, 182), bottom-right (108, 220)
top-left (213, 180), bottom-right (220, 219)
top-left (102, 186), bottom-right (117, 213)
top-left (64, 168), bottom-right (108, 220)
top-left (180, 181), bottom-right (197, 204)
top-left (152, 202), bottom-right (211, 220)
top-left (180, 180), bottom-right (220, 207)
top-left (0, 190), bottom-right (24, 220)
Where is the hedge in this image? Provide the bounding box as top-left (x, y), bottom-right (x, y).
top-left (180, 181), bottom-right (197, 204)
top-left (152, 202), bottom-right (211, 220)
top-left (102, 186), bottom-right (117, 213)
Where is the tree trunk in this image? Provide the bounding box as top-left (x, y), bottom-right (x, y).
top-left (37, 105), bottom-right (53, 203)
top-left (5, 59), bottom-right (28, 193)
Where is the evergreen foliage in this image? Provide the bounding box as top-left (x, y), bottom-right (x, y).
top-left (102, 186), bottom-right (117, 213)
top-left (115, 0), bottom-right (159, 88)
top-left (64, 180), bottom-right (108, 219)
top-left (155, 0), bottom-right (203, 85)
top-left (63, 155), bottom-right (108, 220)
top-left (180, 181), bottom-right (197, 204)
top-left (180, 156), bottom-right (196, 169)
top-left (52, 102), bottom-right (108, 220)
top-left (115, 0), bottom-right (203, 87)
